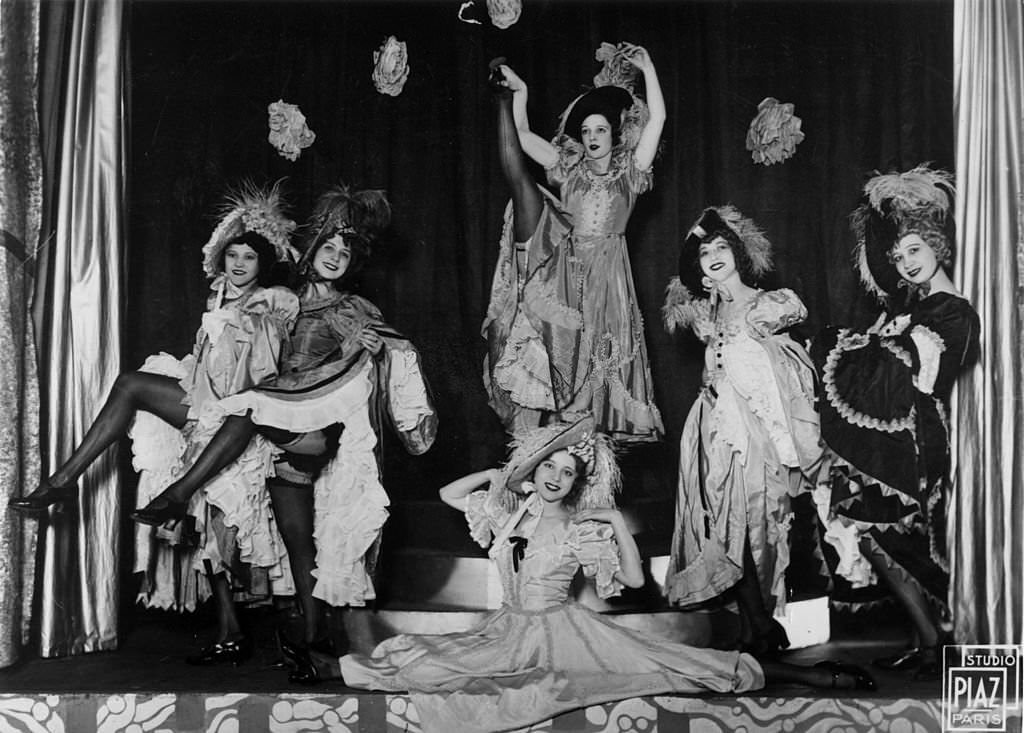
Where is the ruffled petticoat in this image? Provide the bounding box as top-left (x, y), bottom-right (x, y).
top-left (484, 198), bottom-right (663, 443)
top-left (215, 346), bottom-right (435, 607)
top-left (341, 601), bottom-right (762, 733)
top-left (131, 353), bottom-right (294, 611)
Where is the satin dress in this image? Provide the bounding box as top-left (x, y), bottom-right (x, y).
top-left (342, 490), bottom-right (763, 733)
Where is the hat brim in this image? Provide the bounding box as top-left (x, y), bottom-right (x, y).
top-left (505, 415), bottom-right (596, 492)
top-left (562, 86), bottom-right (634, 143)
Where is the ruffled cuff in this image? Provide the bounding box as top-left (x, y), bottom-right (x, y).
top-left (465, 490), bottom-right (511, 548)
top-left (910, 325), bottom-right (945, 395)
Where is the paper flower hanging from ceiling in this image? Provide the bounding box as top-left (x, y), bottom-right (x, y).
top-left (487, 0), bottom-right (521, 29)
top-left (373, 36), bottom-right (410, 97)
top-left (267, 100), bottom-right (316, 162)
top-left (745, 97), bottom-right (805, 166)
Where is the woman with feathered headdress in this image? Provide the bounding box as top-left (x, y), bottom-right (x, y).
top-left (483, 42), bottom-right (666, 444)
top-left (10, 181), bottom-right (302, 662)
top-left (129, 183), bottom-right (438, 683)
top-left (661, 206), bottom-right (825, 657)
top-left (287, 418), bottom-right (873, 730)
top-left (811, 165), bottom-right (980, 680)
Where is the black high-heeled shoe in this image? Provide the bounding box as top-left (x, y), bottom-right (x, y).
top-left (185, 635), bottom-right (252, 666)
top-left (8, 484), bottom-right (77, 514)
top-left (814, 660), bottom-right (878, 691)
top-left (131, 495), bottom-right (187, 526)
top-left (913, 646), bottom-right (942, 681)
top-left (487, 57), bottom-right (510, 95)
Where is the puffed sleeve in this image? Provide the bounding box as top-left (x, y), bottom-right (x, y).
top-left (465, 490), bottom-right (513, 549)
top-left (569, 520), bottom-right (624, 599)
top-left (380, 340), bottom-right (437, 455)
top-left (240, 286), bottom-right (300, 385)
top-left (747, 288), bottom-right (807, 338)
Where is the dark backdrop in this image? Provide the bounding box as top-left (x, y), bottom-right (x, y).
top-left (126, 0), bottom-right (953, 504)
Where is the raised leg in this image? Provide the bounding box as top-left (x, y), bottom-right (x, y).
top-left (11, 371), bottom-right (189, 513)
top-left (494, 82), bottom-right (542, 244)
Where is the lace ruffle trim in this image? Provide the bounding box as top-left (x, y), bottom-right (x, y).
top-left (822, 329), bottom-right (915, 433)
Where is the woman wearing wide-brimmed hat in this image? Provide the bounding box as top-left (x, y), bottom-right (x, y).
top-left (483, 42), bottom-right (666, 444)
top-left (812, 165), bottom-right (980, 680)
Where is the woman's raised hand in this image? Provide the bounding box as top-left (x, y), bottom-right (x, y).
top-left (495, 64), bottom-right (526, 93)
top-left (622, 44), bottom-right (653, 72)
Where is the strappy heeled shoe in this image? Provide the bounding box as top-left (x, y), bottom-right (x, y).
top-left (814, 660), bottom-right (878, 691)
top-left (185, 635), bottom-right (252, 666)
top-left (130, 495), bottom-right (187, 526)
top-left (8, 483), bottom-right (77, 514)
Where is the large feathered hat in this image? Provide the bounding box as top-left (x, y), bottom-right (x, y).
top-left (850, 164), bottom-right (955, 301)
top-left (201, 181), bottom-right (299, 277)
top-left (552, 42), bottom-right (650, 165)
top-left (300, 183), bottom-right (392, 265)
top-left (663, 206), bottom-right (773, 331)
top-left (493, 416), bottom-right (620, 513)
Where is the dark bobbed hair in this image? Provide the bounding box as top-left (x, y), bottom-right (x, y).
top-left (563, 86), bottom-right (632, 148)
top-left (217, 231), bottom-right (279, 287)
top-left (678, 209), bottom-right (763, 296)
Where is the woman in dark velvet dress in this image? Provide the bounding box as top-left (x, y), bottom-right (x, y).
top-left (812, 166), bottom-right (980, 680)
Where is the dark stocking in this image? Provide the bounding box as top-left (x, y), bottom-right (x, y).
top-left (148, 413), bottom-right (256, 506)
top-left (862, 540), bottom-right (939, 648)
top-left (210, 572), bottom-right (243, 642)
top-left (495, 91), bottom-right (542, 243)
top-left (268, 478), bottom-right (322, 646)
top-left (48, 372), bottom-right (189, 488)
top-left (734, 538), bottom-right (774, 638)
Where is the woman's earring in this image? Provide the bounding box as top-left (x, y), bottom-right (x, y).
top-left (701, 275), bottom-right (713, 292)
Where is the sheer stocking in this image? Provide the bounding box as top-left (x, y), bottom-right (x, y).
top-left (48, 371), bottom-right (189, 488)
top-left (268, 478), bottom-right (322, 645)
top-left (495, 91), bottom-right (542, 244)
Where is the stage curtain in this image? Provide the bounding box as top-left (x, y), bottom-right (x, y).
top-left (0, 0), bottom-right (43, 669)
top-left (32, 0), bottom-right (127, 657)
top-left (951, 0), bottom-right (1024, 645)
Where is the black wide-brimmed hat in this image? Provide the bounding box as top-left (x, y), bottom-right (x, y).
top-left (850, 165), bottom-right (955, 300)
top-left (561, 85), bottom-right (634, 143)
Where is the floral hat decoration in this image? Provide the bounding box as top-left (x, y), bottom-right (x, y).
top-left (492, 415), bottom-right (621, 512)
top-left (201, 180), bottom-right (300, 278)
top-left (552, 42), bottom-right (651, 166)
top-left (850, 164), bottom-right (955, 302)
top-left (662, 206), bottom-right (773, 332)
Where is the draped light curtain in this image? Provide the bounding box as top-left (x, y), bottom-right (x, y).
top-left (0, 0), bottom-right (43, 669)
top-left (951, 0), bottom-right (1024, 645)
top-left (32, 0), bottom-right (126, 657)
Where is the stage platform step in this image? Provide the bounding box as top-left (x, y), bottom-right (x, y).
top-left (0, 690), bottom-right (947, 733)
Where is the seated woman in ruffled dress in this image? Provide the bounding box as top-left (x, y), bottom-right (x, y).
top-left (131, 184), bottom-right (438, 682)
top-left (812, 166), bottom-right (980, 680)
top-left (10, 182), bottom-right (301, 663)
top-left (484, 42), bottom-right (665, 442)
top-left (302, 417), bottom-right (872, 733)
top-left (662, 207), bottom-right (825, 656)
